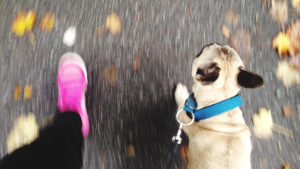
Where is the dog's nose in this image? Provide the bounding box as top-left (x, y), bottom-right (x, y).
top-left (196, 68), bottom-right (204, 76)
top-left (196, 68), bottom-right (204, 80)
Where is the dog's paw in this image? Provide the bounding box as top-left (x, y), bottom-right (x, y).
top-left (175, 83), bottom-right (189, 107)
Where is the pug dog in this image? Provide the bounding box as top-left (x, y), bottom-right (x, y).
top-left (175, 43), bottom-right (263, 169)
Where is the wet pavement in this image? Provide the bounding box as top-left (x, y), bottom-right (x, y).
top-left (0, 0), bottom-right (300, 168)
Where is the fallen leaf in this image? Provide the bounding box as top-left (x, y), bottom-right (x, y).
top-left (12, 10), bottom-right (36, 37)
top-left (225, 9), bottom-right (240, 27)
top-left (63, 26), bottom-right (76, 47)
top-left (283, 161), bottom-right (290, 169)
top-left (276, 60), bottom-right (300, 87)
top-left (133, 52), bottom-right (142, 71)
top-left (272, 20), bottom-right (300, 57)
top-left (262, 0), bottom-right (270, 9)
top-left (292, 0), bottom-right (300, 9)
top-left (286, 20), bottom-right (300, 56)
top-left (180, 141), bottom-right (188, 167)
top-left (278, 140), bottom-right (282, 153)
top-left (255, 13), bottom-right (264, 37)
top-left (40, 12), bottom-right (55, 32)
top-left (103, 65), bottom-right (118, 85)
top-left (298, 104), bottom-right (300, 121)
top-left (100, 149), bottom-right (107, 169)
top-left (95, 25), bottom-right (107, 35)
top-left (39, 114), bottom-right (54, 129)
top-left (282, 105), bottom-right (292, 117)
top-left (135, 12), bottom-right (140, 22)
top-left (106, 13), bottom-right (121, 35)
top-left (14, 85), bottom-right (21, 100)
top-left (12, 11), bottom-right (27, 37)
top-left (28, 31), bottom-right (35, 46)
top-left (7, 113), bottom-right (39, 153)
top-left (259, 157), bottom-right (268, 168)
top-left (128, 144), bottom-right (135, 157)
top-left (290, 54), bottom-right (300, 70)
top-left (185, 7), bottom-right (192, 18)
top-left (24, 11), bottom-right (36, 32)
top-left (24, 85), bottom-right (32, 99)
top-left (230, 29), bottom-right (251, 60)
top-left (253, 108), bottom-right (273, 139)
top-left (273, 124), bottom-right (293, 138)
top-left (270, 0), bottom-right (288, 32)
top-left (222, 25), bottom-right (230, 38)
top-left (272, 32), bottom-right (294, 57)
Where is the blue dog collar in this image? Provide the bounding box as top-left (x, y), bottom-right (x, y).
top-left (183, 93), bottom-right (243, 121)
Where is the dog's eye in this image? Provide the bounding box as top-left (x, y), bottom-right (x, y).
top-left (209, 63), bottom-right (217, 69)
top-left (207, 63), bottom-right (220, 73)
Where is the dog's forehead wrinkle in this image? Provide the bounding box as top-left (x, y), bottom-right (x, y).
top-left (196, 43), bottom-right (220, 57)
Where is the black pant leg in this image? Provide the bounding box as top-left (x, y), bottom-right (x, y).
top-left (0, 112), bottom-right (83, 169)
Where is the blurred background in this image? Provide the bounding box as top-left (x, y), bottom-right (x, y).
top-left (0, 0), bottom-right (300, 168)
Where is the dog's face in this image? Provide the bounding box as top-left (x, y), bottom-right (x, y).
top-left (192, 43), bottom-right (263, 93)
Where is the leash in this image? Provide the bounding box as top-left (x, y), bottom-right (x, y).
top-left (164, 93), bottom-right (243, 169)
top-left (164, 109), bottom-right (194, 169)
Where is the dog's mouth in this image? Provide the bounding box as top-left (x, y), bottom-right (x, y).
top-left (196, 63), bottom-right (220, 84)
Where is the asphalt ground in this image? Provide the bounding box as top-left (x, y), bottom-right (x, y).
top-left (0, 0), bottom-right (299, 168)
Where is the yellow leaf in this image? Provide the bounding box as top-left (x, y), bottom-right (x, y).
top-left (276, 60), bottom-right (300, 87)
top-left (278, 141), bottom-right (282, 153)
top-left (12, 11), bottom-right (27, 37)
top-left (292, 0), bottom-right (300, 9)
top-left (24, 85), bottom-right (32, 99)
top-left (128, 144), bottom-right (135, 157)
top-left (103, 65), bottom-right (118, 85)
top-left (133, 52), bottom-right (142, 71)
top-left (25, 11), bottom-right (36, 31)
top-left (225, 9), bottom-right (239, 27)
top-left (40, 12), bottom-right (55, 32)
top-left (12, 10), bottom-right (36, 37)
top-left (6, 113), bottom-right (39, 153)
top-left (272, 32), bottom-right (292, 57)
top-left (222, 25), bottom-right (230, 38)
top-left (283, 162), bottom-right (290, 169)
top-left (14, 85), bottom-right (21, 100)
top-left (253, 108), bottom-right (273, 139)
top-left (106, 13), bottom-right (121, 35)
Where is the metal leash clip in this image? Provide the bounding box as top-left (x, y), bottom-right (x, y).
top-left (172, 109), bottom-right (195, 144)
top-left (164, 109), bottom-right (195, 169)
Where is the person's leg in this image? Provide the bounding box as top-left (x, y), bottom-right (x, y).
top-left (0, 53), bottom-right (89, 169)
top-left (0, 112), bottom-right (83, 169)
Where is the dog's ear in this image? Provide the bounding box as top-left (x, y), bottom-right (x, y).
top-left (237, 68), bottom-right (264, 88)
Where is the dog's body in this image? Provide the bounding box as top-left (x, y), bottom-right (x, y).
top-left (175, 44), bottom-right (263, 169)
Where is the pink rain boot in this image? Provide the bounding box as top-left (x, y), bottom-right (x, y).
top-left (57, 52), bottom-right (89, 138)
